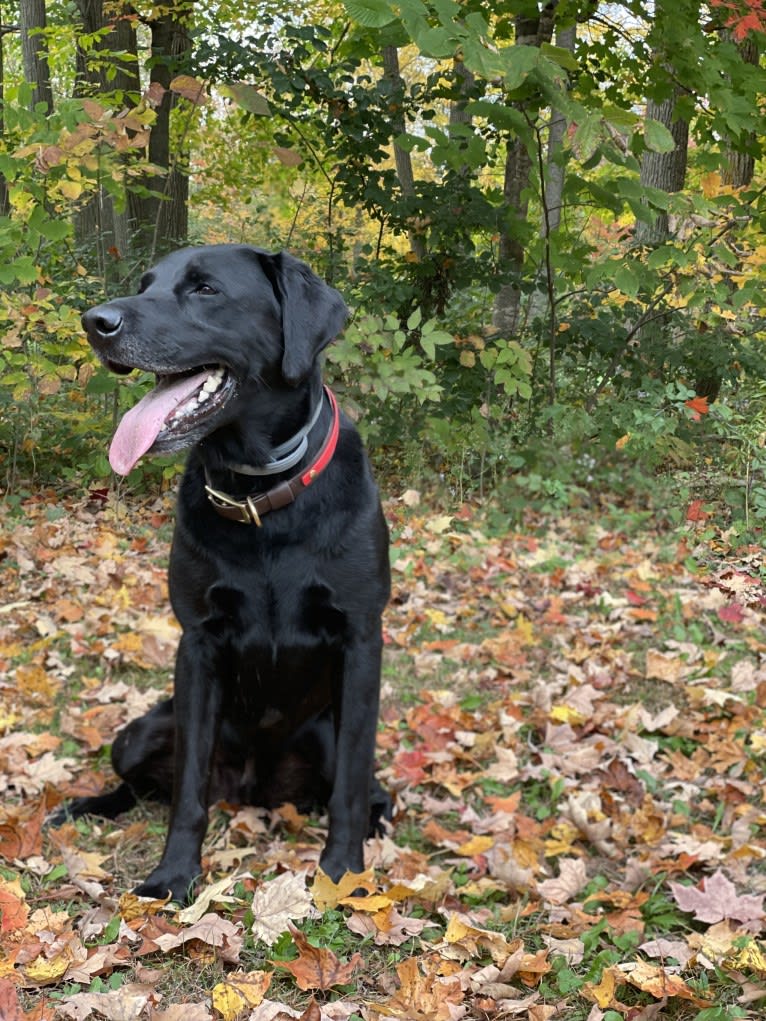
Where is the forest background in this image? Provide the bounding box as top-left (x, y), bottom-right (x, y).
top-left (1, 0), bottom-right (765, 524)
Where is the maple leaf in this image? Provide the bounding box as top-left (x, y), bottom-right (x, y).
top-left (250, 871), bottom-right (314, 945)
top-left (346, 905), bottom-right (429, 946)
top-left (537, 858), bottom-right (588, 906)
top-left (442, 914), bottom-right (517, 966)
top-left (177, 870), bottom-right (249, 925)
top-left (275, 926), bottom-right (362, 991)
top-left (55, 981), bottom-right (160, 1020)
top-left (621, 959), bottom-right (713, 1006)
top-left (311, 867), bottom-right (376, 911)
top-left (211, 969), bottom-right (272, 1020)
top-left (669, 870), bottom-right (765, 929)
top-left (684, 394), bottom-right (709, 420)
top-left (0, 877), bottom-right (28, 933)
top-left (370, 956), bottom-right (464, 1021)
top-left (152, 913), bottom-right (243, 964)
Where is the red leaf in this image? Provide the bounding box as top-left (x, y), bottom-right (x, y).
top-left (718, 602), bottom-right (745, 624)
top-left (686, 500), bottom-right (707, 522)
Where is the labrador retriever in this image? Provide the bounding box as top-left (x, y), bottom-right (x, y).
top-left (59, 245), bottom-right (391, 902)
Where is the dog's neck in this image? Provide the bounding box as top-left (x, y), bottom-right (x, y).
top-left (200, 384), bottom-right (341, 526)
top-left (223, 391), bottom-right (326, 477)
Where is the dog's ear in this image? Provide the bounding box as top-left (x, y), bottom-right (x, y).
top-left (267, 251), bottom-right (348, 386)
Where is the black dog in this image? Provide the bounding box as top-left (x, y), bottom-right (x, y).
top-left (59, 245), bottom-right (391, 902)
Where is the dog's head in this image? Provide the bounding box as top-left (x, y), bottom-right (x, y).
top-left (82, 245), bottom-right (348, 475)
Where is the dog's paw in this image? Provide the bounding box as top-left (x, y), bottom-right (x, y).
top-left (133, 865), bottom-right (200, 905)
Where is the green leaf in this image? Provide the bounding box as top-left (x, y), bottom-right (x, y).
top-left (602, 103), bottom-right (640, 131)
top-left (613, 264), bottom-right (639, 297)
top-left (224, 83), bottom-right (271, 117)
top-left (342, 0), bottom-right (396, 28)
top-left (407, 308), bottom-right (422, 331)
top-left (573, 114), bottom-right (602, 162)
top-left (540, 42), bottom-right (579, 72)
top-left (644, 119), bottom-right (676, 153)
top-left (38, 219), bottom-right (71, 242)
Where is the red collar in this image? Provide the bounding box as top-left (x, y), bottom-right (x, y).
top-left (204, 385), bottom-right (340, 525)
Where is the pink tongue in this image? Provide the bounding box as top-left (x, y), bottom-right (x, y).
top-left (109, 370), bottom-right (212, 475)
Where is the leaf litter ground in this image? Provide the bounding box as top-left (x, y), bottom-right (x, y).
top-left (1, 490), bottom-right (765, 1020)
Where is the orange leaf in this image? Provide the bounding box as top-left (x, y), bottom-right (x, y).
top-left (684, 395), bottom-right (709, 420)
top-left (275, 926), bottom-right (362, 991)
top-left (0, 979), bottom-right (24, 1021)
top-left (0, 879), bottom-right (28, 933)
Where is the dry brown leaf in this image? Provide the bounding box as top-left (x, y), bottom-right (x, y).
top-left (54, 981), bottom-right (160, 1020)
top-left (274, 926), bottom-right (362, 991)
top-left (537, 858), bottom-right (588, 905)
top-left (368, 955), bottom-right (464, 1021)
top-left (152, 913), bottom-right (242, 964)
top-left (250, 871), bottom-right (313, 945)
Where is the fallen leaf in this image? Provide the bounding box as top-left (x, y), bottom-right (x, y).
top-left (211, 969), bottom-right (272, 1020)
top-left (250, 872), bottom-right (314, 945)
top-left (669, 870), bottom-right (765, 928)
top-left (311, 868), bottom-right (376, 911)
top-left (274, 926), bottom-right (362, 991)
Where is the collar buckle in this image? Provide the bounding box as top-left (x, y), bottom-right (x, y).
top-left (204, 482), bottom-right (262, 526)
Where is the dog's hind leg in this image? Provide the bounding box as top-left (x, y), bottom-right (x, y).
top-left (49, 699), bottom-right (176, 826)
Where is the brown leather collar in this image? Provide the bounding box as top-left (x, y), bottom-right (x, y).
top-left (203, 386), bottom-right (339, 526)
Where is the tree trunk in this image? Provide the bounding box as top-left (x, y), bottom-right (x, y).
top-left (73, 1), bottom-right (139, 270)
top-left (448, 55), bottom-right (475, 179)
top-left (721, 34), bottom-right (758, 188)
top-left (634, 84), bottom-right (688, 246)
top-left (492, 7), bottom-right (556, 335)
top-left (381, 45), bottom-right (426, 262)
top-left (19, 0), bottom-right (53, 113)
top-left (0, 25), bottom-right (10, 215)
top-left (132, 2), bottom-right (192, 257)
top-left (529, 21), bottom-right (576, 323)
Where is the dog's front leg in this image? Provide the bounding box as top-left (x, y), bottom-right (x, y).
top-left (320, 630), bottom-right (382, 881)
top-left (133, 630), bottom-right (223, 902)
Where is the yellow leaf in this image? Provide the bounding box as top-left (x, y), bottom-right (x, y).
top-left (549, 704), bottom-right (586, 726)
top-left (615, 433), bottom-right (631, 450)
top-left (58, 179), bottom-right (83, 200)
top-left (582, 965), bottom-right (621, 1008)
top-left (425, 514), bottom-right (453, 534)
top-left (443, 914), bottom-right (515, 965)
top-left (23, 950), bottom-right (73, 985)
top-left (454, 835), bottom-right (494, 857)
top-left (513, 614), bottom-right (536, 646)
top-left (211, 984), bottom-right (245, 1021)
top-left (724, 939), bottom-right (766, 978)
top-left (118, 890), bottom-right (170, 921)
top-left (311, 867), bottom-right (376, 911)
top-left (701, 171), bottom-right (722, 198)
top-left (340, 893), bottom-right (394, 913)
top-left (547, 816), bottom-right (580, 857)
top-left (424, 608), bottom-right (448, 629)
top-left (459, 350), bottom-right (475, 367)
top-left (211, 970), bottom-right (272, 1019)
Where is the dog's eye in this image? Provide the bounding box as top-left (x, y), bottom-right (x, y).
top-left (193, 283), bottom-right (218, 296)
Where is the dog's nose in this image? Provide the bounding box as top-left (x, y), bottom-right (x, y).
top-left (82, 306), bottom-right (124, 339)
